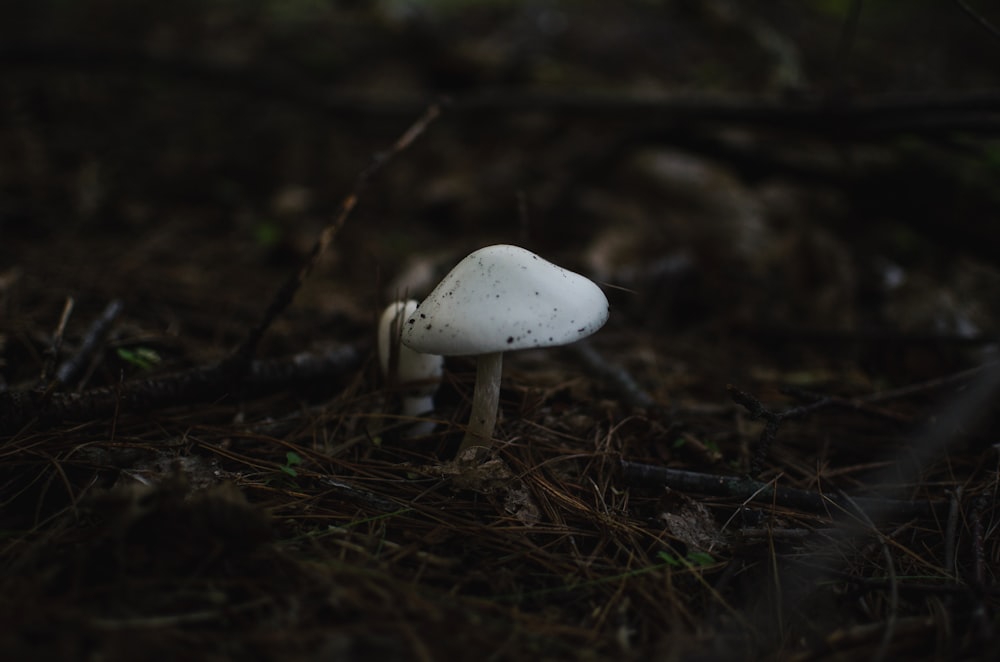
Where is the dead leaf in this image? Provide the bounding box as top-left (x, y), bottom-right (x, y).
top-left (660, 498), bottom-right (725, 554)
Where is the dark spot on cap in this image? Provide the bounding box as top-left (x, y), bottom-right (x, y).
top-left (507, 336), bottom-right (514, 344)
top-left (577, 327), bottom-right (585, 333)
top-left (420, 313), bottom-right (426, 319)
top-left (407, 318), bottom-right (415, 325)
top-left (426, 324), bottom-right (433, 330)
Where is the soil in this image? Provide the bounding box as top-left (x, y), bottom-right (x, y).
top-left (2, 2), bottom-right (1000, 660)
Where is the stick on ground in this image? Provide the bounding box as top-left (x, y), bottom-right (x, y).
top-left (619, 460), bottom-right (947, 519)
top-left (228, 103), bottom-right (442, 371)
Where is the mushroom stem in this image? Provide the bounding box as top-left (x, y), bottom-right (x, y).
top-left (459, 351), bottom-right (503, 451)
top-left (401, 394), bottom-right (435, 418)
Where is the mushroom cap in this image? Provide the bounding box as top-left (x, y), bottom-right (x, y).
top-left (378, 300), bottom-right (444, 393)
top-left (401, 244), bottom-right (609, 356)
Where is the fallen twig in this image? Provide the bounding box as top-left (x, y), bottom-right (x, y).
top-left (569, 340), bottom-right (658, 411)
top-left (969, 493), bottom-right (989, 589)
top-left (968, 492), bottom-right (994, 642)
top-left (321, 477), bottom-right (407, 514)
top-left (864, 360), bottom-right (1000, 404)
top-left (780, 386), bottom-right (913, 425)
top-left (229, 104), bottom-right (441, 371)
top-left (38, 297), bottom-right (75, 387)
top-left (727, 384), bottom-right (832, 477)
top-left (944, 487), bottom-right (962, 577)
top-left (954, 0), bottom-right (1000, 41)
top-left (0, 345), bottom-right (363, 435)
top-left (619, 460), bottom-right (946, 519)
top-left (54, 298), bottom-right (122, 388)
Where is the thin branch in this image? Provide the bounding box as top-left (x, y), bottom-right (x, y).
top-left (969, 493), bottom-right (989, 588)
top-left (90, 597), bottom-right (273, 630)
top-left (321, 477), bottom-right (408, 514)
top-left (968, 492), bottom-right (994, 642)
top-left (727, 384), bottom-right (831, 477)
top-left (569, 340), bottom-right (658, 411)
top-left (944, 487), bottom-right (962, 577)
top-left (759, 553), bottom-right (1000, 596)
top-left (0, 345), bottom-right (363, 435)
top-left (863, 360), bottom-right (1000, 404)
top-left (228, 104), bottom-right (441, 370)
top-left (54, 299), bottom-right (122, 388)
top-left (954, 0), bottom-right (1000, 42)
top-left (38, 297), bottom-right (74, 387)
top-left (619, 460), bottom-right (946, 519)
top-left (780, 386), bottom-right (912, 424)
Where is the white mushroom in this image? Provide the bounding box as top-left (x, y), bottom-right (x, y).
top-left (377, 300), bottom-right (444, 436)
top-left (401, 244), bottom-right (609, 452)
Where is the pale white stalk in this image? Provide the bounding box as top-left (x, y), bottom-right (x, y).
top-left (401, 395), bottom-right (437, 438)
top-left (459, 351), bottom-right (503, 452)
top-left (401, 395), bottom-right (435, 419)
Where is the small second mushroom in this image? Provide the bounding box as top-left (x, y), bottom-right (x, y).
top-left (377, 299), bottom-right (444, 437)
top-left (401, 244), bottom-right (609, 452)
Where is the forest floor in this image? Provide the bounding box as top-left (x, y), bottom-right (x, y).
top-left (2, 2), bottom-right (1000, 660)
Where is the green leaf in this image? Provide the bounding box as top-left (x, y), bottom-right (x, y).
top-left (116, 347), bottom-right (162, 371)
top-left (686, 551), bottom-right (715, 567)
top-left (278, 451), bottom-right (303, 478)
top-left (657, 551), bottom-right (681, 567)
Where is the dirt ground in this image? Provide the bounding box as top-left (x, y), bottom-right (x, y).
top-left (3, 2), bottom-right (1000, 660)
